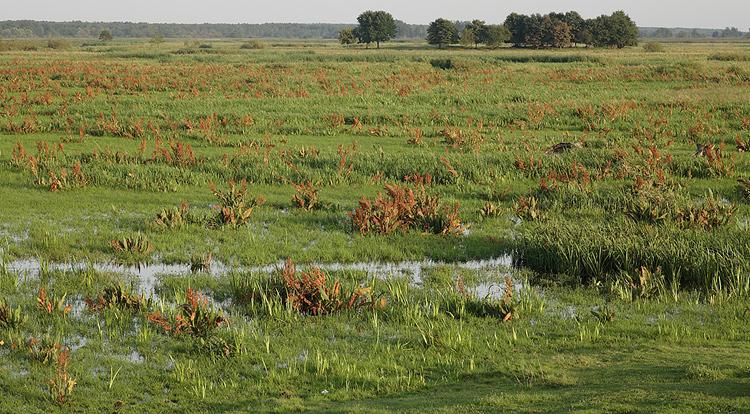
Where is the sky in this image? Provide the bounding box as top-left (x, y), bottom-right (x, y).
top-left (1, 0), bottom-right (748, 29)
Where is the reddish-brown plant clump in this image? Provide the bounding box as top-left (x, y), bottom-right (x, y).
top-left (291, 181), bottom-right (320, 211)
top-left (148, 288), bottom-right (225, 338)
top-left (281, 259), bottom-right (386, 316)
top-left (350, 184), bottom-right (463, 236)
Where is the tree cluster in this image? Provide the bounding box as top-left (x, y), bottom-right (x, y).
top-left (504, 11), bottom-right (637, 48)
top-left (430, 19), bottom-right (510, 49)
top-left (420, 10), bottom-right (637, 49)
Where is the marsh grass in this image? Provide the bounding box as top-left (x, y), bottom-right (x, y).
top-left (1, 39), bottom-right (750, 412)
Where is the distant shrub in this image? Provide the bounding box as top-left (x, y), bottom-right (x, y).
top-left (47, 39), bottom-right (71, 50)
top-left (643, 42), bottom-right (664, 53)
top-left (98, 30), bottom-right (113, 42)
top-left (198, 43), bottom-right (213, 49)
top-left (492, 54), bottom-right (600, 63)
top-left (430, 58), bottom-right (454, 70)
top-left (709, 53), bottom-right (750, 62)
top-left (240, 40), bottom-right (266, 50)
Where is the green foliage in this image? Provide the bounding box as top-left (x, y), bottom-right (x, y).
top-left (505, 10), bottom-right (636, 48)
top-left (149, 33), bottom-right (165, 44)
top-left (110, 234), bottom-right (154, 256)
top-left (710, 53), bottom-right (750, 62)
top-left (85, 283), bottom-right (149, 312)
top-left (589, 11), bottom-right (639, 48)
top-left (429, 58), bottom-right (454, 70)
top-left (464, 20), bottom-right (486, 47)
top-left (427, 18), bottom-right (459, 49)
top-left (459, 28), bottom-right (476, 48)
top-left (354, 10), bottom-right (397, 48)
top-left (338, 28), bottom-right (357, 46)
top-left (98, 30), bottom-right (112, 42)
top-left (0, 299), bottom-right (26, 330)
top-left (484, 25), bottom-right (511, 48)
top-left (209, 180), bottom-right (265, 228)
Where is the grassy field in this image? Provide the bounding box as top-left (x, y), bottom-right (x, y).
top-left (1, 39), bottom-right (750, 412)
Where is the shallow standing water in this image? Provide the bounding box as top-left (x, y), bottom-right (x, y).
top-left (3, 255), bottom-right (516, 298)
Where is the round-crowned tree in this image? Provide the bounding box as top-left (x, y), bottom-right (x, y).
top-left (355, 10), bottom-right (397, 49)
top-left (427, 18), bottom-right (459, 49)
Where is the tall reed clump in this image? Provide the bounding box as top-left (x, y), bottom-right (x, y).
top-left (513, 219), bottom-right (750, 288)
top-left (210, 180), bottom-right (265, 227)
top-left (0, 299), bottom-right (27, 330)
top-left (623, 189), bottom-right (736, 230)
top-left (350, 184), bottom-right (463, 235)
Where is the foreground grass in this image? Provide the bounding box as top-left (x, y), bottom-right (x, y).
top-left (0, 265), bottom-right (749, 413)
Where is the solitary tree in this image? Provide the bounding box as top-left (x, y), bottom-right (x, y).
top-left (483, 25), bottom-right (511, 48)
top-left (427, 18), bottom-right (459, 49)
top-left (338, 28), bottom-right (357, 46)
top-left (355, 10), bottom-right (397, 49)
top-left (98, 29), bottom-right (113, 42)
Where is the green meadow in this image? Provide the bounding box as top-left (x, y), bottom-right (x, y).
top-left (1, 39), bottom-right (750, 412)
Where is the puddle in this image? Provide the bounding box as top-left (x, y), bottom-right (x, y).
top-left (4, 255), bottom-right (515, 298)
top-left (129, 349), bottom-right (145, 364)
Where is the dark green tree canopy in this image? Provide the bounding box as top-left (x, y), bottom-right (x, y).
top-left (355, 10), bottom-right (397, 48)
top-left (503, 10), bottom-right (637, 48)
top-left (589, 11), bottom-right (638, 48)
top-left (427, 18), bottom-right (459, 48)
top-left (465, 19), bottom-right (487, 47)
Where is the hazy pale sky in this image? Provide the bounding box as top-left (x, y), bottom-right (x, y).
top-left (1, 0), bottom-right (748, 28)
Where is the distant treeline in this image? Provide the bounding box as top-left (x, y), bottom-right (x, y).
top-left (1, 19), bottom-right (744, 42)
top-left (0, 20), bottom-right (428, 39)
top-left (640, 26), bottom-right (749, 39)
